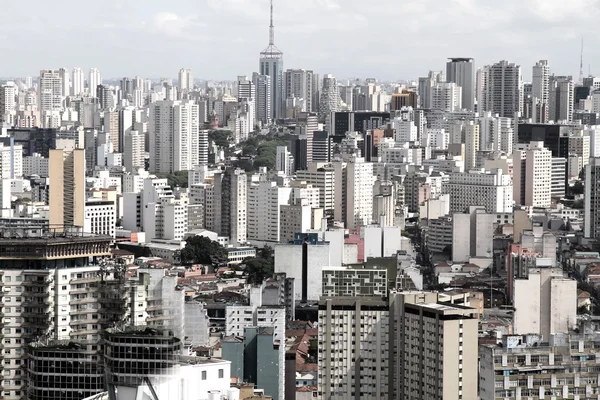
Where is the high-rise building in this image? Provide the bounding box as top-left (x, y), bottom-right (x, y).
top-left (430, 82), bottom-right (462, 112)
top-left (0, 222), bottom-right (114, 400)
top-left (71, 67), bottom-right (84, 96)
top-left (199, 128), bottom-right (209, 166)
top-left (0, 142), bottom-right (23, 179)
top-left (318, 291), bottom-right (479, 400)
top-left (284, 69), bottom-right (315, 112)
top-left (0, 84), bottom-right (16, 118)
top-left (548, 75), bottom-right (575, 122)
top-left (333, 157), bottom-right (374, 230)
top-left (418, 70), bottom-right (444, 109)
top-left (178, 68), bottom-right (193, 92)
top-left (149, 100), bottom-right (200, 174)
top-left (478, 112), bottom-right (514, 154)
top-left (38, 69), bottom-right (63, 112)
top-left (483, 60), bottom-right (523, 118)
top-left (58, 67), bottom-right (70, 99)
top-left (88, 68), bottom-right (102, 97)
top-left (103, 110), bottom-right (120, 152)
top-left (253, 73), bottom-right (272, 124)
top-left (123, 130), bottom-right (146, 172)
top-left (513, 141), bottom-right (552, 208)
top-left (259, 0), bottom-right (283, 120)
top-left (214, 168), bottom-right (247, 245)
top-left (247, 179), bottom-right (292, 243)
top-left (295, 162), bottom-right (336, 221)
top-left (319, 74), bottom-right (341, 123)
top-left (464, 121), bottom-right (480, 170)
top-left (49, 148), bottom-right (86, 229)
top-left (513, 266), bottom-right (577, 338)
top-left (446, 57), bottom-right (475, 111)
top-left (390, 89), bottom-right (418, 111)
top-left (443, 169), bottom-right (513, 214)
top-left (532, 60), bottom-right (550, 122)
top-left (585, 157), bottom-right (600, 238)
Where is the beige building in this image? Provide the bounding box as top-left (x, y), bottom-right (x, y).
top-left (317, 291), bottom-right (479, 400)
top-left (49, 148), bottom-right (85, 229)
top-left (389, 291), bottom-right (479, 400)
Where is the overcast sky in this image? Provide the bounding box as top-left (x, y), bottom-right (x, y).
top-left (1, 0), bottom-right (598, 81)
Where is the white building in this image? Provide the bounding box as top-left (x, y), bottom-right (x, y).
top-left (284, 69), bottom-right (316, 113)
top-left (0, 83), bottom-right (16, 117)
top-left (532, 60), bottom-right (550, 122)
top-left (84, 198), bottom-right (116, 238)
top-left (247, 180), bottom-right (292, 244)
top-left (276, 145), bottom-right (293, 176)
top-left (296, 163), bottom-right (336, 219)
top-left (443, 169), bottom-right (512, 213)
top-left (149, 100), bottom-right (200, 174)
top-left (430, 82), bottom-right (462, 112)
top-left (513, 141), bottom-right (552, 208)
top-left (478, 112), bottom-right (514, 154)
top-left (123, 130), bottom-right (146, 173)
top-left (335, 158), bottom-right (374, 230)
top-left (513, 266), bottom-right (577, 340)
top-left (446, 57), bottom-right (475, 111)
top-left (0, 143), bottom-right (23, 179)
top-left (38, 70), bottom-right (63, 112)
top-left (71, 67), bottom-right (85, 96)
top-left (178, 68), bottom-right (193, 92)
top-left (88, 68), bottom-right (102, 96)
top-left (274, 241), bottom-right (332, 301)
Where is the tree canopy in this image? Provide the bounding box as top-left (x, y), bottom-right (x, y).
top-left (156, 170), bottom-right (188, 188)
top-left (209, 130), bottom-right (233, 149)
top-left (242, 257), bottom-right (274, 285)
top-left (571, 181), bottom-right (584, 195)
top-left (180, 235), bottom-right (227, 266)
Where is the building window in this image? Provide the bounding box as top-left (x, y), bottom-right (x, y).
top-left (201, 371), bottom-right (207, 380)
top-left (218, 369), bottom-right (224, 379)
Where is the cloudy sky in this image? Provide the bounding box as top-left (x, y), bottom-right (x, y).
top-left (1, 0), bottom-right (599, 81)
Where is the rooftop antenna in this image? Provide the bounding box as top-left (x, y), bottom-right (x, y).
top-left (269, 0), bottom-right (275, 46)
top-left (579, 37), bottom-right (584, 84)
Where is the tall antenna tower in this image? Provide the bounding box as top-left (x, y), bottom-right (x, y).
top-left (269, 0), bottom-right (275, 46)
top-left (579, 37), bottom-right (584, 83)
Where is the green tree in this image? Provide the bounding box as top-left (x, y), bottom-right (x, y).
top-left (156, 170), bottom-right (189, 188)
top-left (573, 199), bottom-right (584, 209)
top-left (209, 130), bottom-right (233, 149)
top-left (180, 236), bottom-right (227, 266)
top-left (243, 258), bottom-right (274, 285)
top-left (572, 181), bottom-right (584, 195)
top-left (258, 245), bottom-right (274, 265)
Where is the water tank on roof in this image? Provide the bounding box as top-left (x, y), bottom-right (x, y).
top-left (208, 390), bottom-right (221, 400)
top-left (227, 388), bottom-right (240, 400)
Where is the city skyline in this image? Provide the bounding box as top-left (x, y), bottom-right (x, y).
top-left (0, 0), bottom-right (597, 80)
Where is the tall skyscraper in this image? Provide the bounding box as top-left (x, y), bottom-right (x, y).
top-left (58, 67), bottom-right (70, 99)
top-left (284, 69), bottom-right (315, 112)
top-left (319, 74), bottom-right (341, 123)
top-left (88, 68), bottom-right (102, 97)
top-left (532, 60), bottom-right (550, 122)
top-left (446, 57), bottom-right (475, 111)
top-left (548, 75), bottom-right (575, 122)
top-left (178, 68), bottom-right (193, 92)
top-left (71, 67), bottom-right (85, 96)
top-left (483, 60), bottom-right (523, 118)
top-left (259, 0), bottom-right (284, 120)
top-left (123, 130), bottom-right (146, 173)
top-left (585, 158), bottom-right (600, 238)
top-left (0, 84), bottom-right (16, 118)
top-left (214, 168), bottom-right (247, 245)
top-left (38, 70), bottom-right (63, 112)
top-left (254, 73), bottom-right (272, 124)
top-left (49, 148), bottom-right (86, 229)
top-left (149, 100), bottom-right (200, 174)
